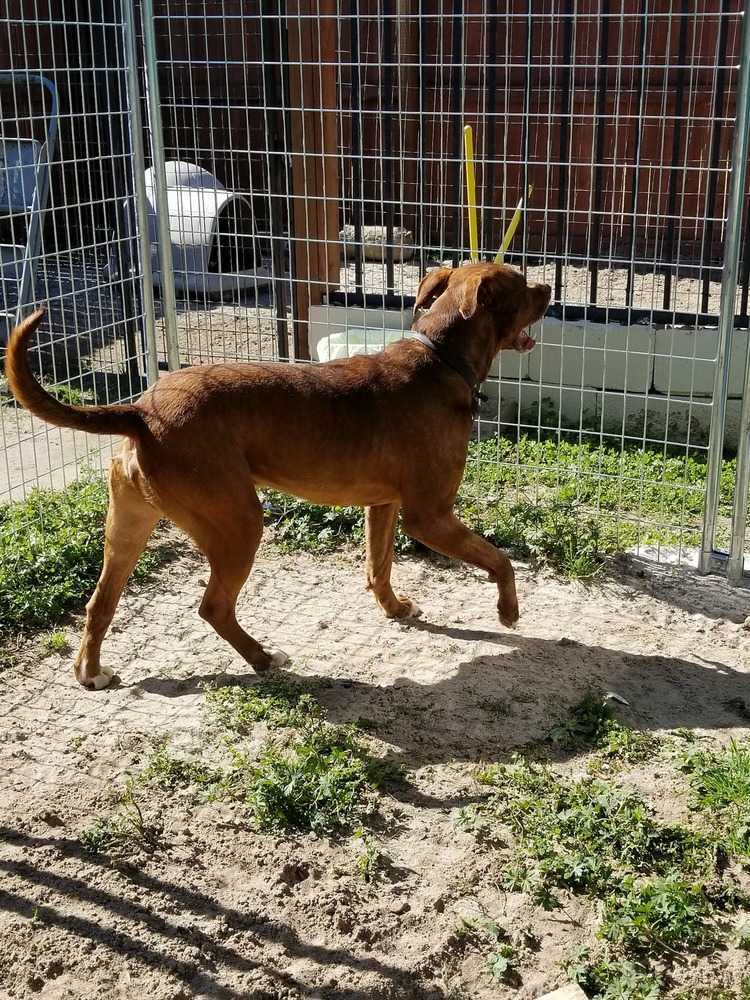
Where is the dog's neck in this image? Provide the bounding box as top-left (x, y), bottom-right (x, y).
top-left (411, 307), bottom-right (498, 385)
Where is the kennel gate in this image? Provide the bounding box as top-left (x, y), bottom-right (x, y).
top-left (2, 1), bottom-right (750, 583)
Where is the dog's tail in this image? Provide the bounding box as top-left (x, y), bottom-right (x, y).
top-left (4, 307), bottom-right (146, 439)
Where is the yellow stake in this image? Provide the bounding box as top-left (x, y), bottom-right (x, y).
top-left (463, 125), bottom-right (479, 262)
top-left (495, 184), bottom-right (534, 264)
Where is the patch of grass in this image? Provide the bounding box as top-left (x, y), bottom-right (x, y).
top-left (567, 949), bottom-right (662, 999)
top-left (457, 755), bottom-right (741, 975)
top-left (260, 433), bottom-right (738, 577)
top-left (139, 742), bottom-right (226, 798)
top-left (242, 720), bottom-right (376, 834)
top-left (467, 435), bottom-right (735, 529)
top-left (262, 494), bottom-right (369, 554)
top-left (0, 375), bottom-right (95, 407)
top-left (679, 741), bottom-right (750, 855)
top-left (547, 692), bottom-right (661, 769)
top-left (42, 631), bottom-right (70, 654)
top-left (0, 474), bottom-right (166, 636)
top-left (135, 687), bottom-right (381, 838)
top-left (460, 757), bottom-right (714, 908)
top-left (463, 487), bottom-right (612, 578)
top-left (205, 677), bottom-right (321, 733)
top-left (45, 381), bottom-right (95, 406)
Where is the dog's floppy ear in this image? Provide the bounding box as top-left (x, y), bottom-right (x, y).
top-left (455, 271), bottom-right (486, 320)
top-left (414, 267), bottom-right (453, 314)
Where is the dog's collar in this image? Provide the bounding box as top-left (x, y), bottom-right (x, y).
top-left (408, 331), bottom-right (487, 415)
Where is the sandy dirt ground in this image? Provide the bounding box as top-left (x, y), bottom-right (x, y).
top-left (1, 538), bottom-right (749, 1000)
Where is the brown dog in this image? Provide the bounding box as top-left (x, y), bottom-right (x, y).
top-left (5, 262), bottom-right (550, 689)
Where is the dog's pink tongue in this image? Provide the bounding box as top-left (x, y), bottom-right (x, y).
top-left (518, 334), bottom-right (536, 353)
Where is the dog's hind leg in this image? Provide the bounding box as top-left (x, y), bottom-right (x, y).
top-left (186, 490), bottom-right (287, 673)
top-left (365, 503), bottom-right (421, 619)
top-left (74, 456), bottom-right (160, 689)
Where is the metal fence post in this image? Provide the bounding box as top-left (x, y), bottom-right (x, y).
top-left (699, 6), bottom-right (750, 577)
top-left (728, 19), bottom-right (750, 586)
top-left (122, 0), bottom-right (159, 385)
top-left (139, 0), bottom-right (180, 372)
top-left (729, 344), bottom-right (750, 581)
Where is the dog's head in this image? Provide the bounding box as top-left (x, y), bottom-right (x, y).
top-left (413, 262), bottom-right (551, 353)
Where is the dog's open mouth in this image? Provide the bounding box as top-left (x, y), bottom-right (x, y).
top-left (515, 332), bottom-right (536, 353)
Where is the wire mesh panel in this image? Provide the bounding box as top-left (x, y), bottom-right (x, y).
top-left (0, 0), bottom-right (148, 506)
top-left (141, 0), bottom-right (749, 570)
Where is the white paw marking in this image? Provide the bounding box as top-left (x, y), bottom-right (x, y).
top-left (391, 597), bottom-right (422, 619)
top-left (268, 650), bottom-right (290, 669)
top-left (87, 670), bottom-right (114, 690)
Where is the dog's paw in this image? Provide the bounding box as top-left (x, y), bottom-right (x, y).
top-left (388, 597), bottom-right (422, 620)
top-left (81, 665), bottom-right (115, 690)
top-left (498, 600), bottom-right (519, 629)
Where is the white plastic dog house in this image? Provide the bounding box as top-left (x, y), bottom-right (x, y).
top-left (144, 160), bottom-right (269, 297)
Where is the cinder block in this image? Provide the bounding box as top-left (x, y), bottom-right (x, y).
top-left (491, 348), bottom-right (530, 381)
top-left (527, 317), bottom-right (653, 393)
top-left (536, 985), bottom-right (588, 1000)
top-left (653, 327), bottom-right (748, 398)
top-left (308, 305), bottom-right (409, 360)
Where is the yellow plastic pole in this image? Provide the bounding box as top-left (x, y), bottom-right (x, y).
top-left (463, 125), bottom-right (479, 262)
top-left (495, 184), bottom-right (533, 264)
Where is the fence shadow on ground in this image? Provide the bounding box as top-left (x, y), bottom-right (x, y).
top-left (0, 829), bottom-right (417, 1000)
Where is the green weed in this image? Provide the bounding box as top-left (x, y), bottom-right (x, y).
top-left (457, 917), bottom-right (519, 985)
top-left (135, 688), bottom-right (380, 837)
top-left (243, 721), bottom-right (376, 834)
top-left (547, 692), bottom-right (661, 768)
top-left (353, 829), bottom-right (388, 883)
top-left (567, 949), bottom-right (662, 999)
top-left (600, 875), bottom-right (717, 955)
top-left (486, 943), bottom-right (517, 983)
top-left (79, 779), bottom-right (160, 856)
top-left (42, 631), bottom-right (70, 654)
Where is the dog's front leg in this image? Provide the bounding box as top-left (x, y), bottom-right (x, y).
top-left (401, 508), bottom-right (519, 627)
top-left (365, 503), bottom-right (421, 619)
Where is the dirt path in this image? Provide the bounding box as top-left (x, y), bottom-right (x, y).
top-left (1, 545), bottom-right (749, 999)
